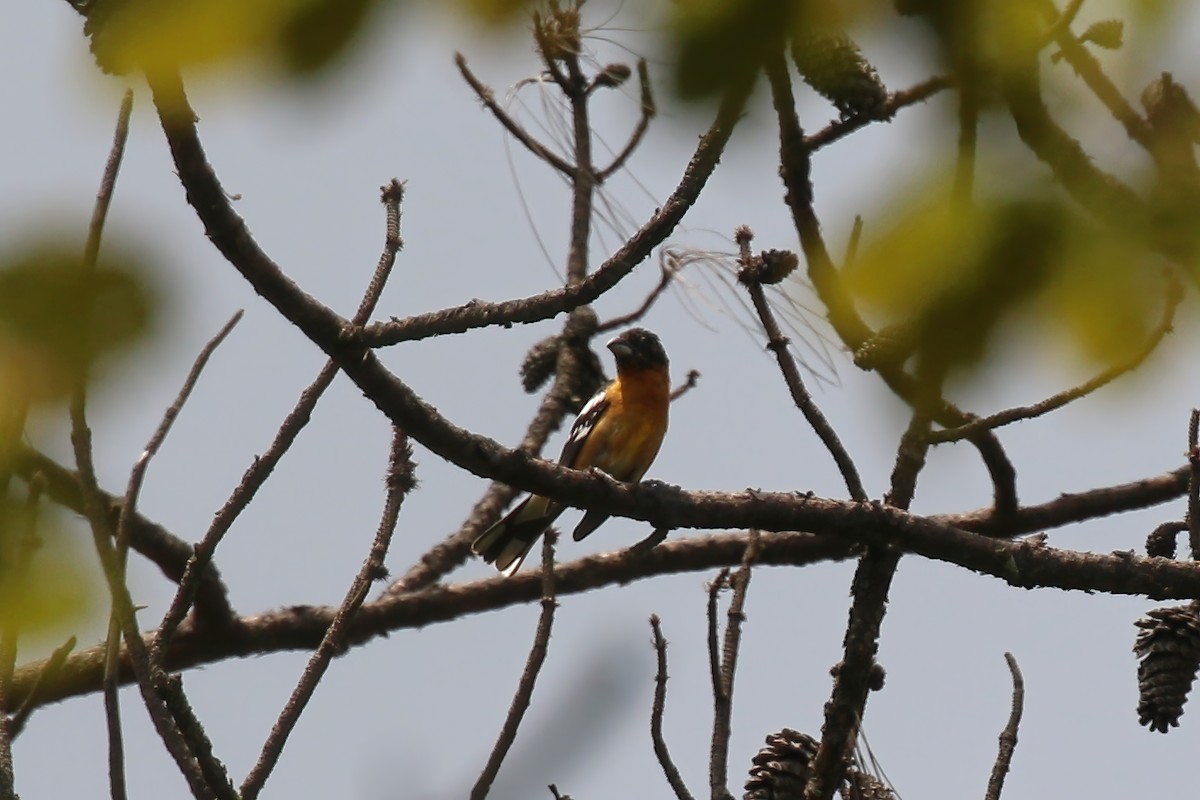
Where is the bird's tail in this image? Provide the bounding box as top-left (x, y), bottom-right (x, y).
top-left (471, 495), bottom-right (562, 575)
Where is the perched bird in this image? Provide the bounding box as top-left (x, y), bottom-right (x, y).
top-left (472, 327), bottom-right (671, 575)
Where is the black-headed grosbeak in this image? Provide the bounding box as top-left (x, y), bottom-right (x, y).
top-left (472, 327), bottom-right (671, 575)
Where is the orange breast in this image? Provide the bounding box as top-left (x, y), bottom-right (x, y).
top-left (572, 366), bottom-right (669, 481)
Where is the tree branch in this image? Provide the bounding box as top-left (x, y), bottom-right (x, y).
top-left (649, 615), bottom-right (694, 800)
top-left (984, 652), bottom-right (1024, 800)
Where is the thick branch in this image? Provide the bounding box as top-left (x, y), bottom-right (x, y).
top-left (16, 516), bottom-right (1200, 714)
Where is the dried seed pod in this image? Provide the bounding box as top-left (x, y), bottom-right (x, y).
top-left (520, 335), bottom-right (562, 393)
top-left (853, 324), bottom-right (916, 371)
top-left (758, 250), bottom-right (800, 285)
top-left (1080, 19), bottom-right (1124, 50)
top-left (744, 729), bottom-right (820, 800)
top-left (593, 63), bottom-right (632, 89)
top-left (844, 769), bottom-right (897, 800)
top-left (790, 33), bottom-right (889, 120)
top-left (1145, 521), bottom-right (1185, 559)
top-left (1134, 603), bottom-right (1200, 732)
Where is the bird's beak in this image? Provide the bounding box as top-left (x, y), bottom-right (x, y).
top-left (607, 337), bottom-right (632, 358)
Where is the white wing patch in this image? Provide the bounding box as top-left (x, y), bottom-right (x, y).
top-left (558, 385), bottom-right (610, 468)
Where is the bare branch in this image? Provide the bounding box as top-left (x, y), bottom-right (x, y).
top-left (1041, 0), bottom-right (1153, 150)
top-left (736, 228), bottom-right (867, 503)
top-left (240, 428), bottom-right (415, 800)
top-left (471, 530), bottom-right (560, 800)
top-left (984, 653), bottom-right (1025, 800)
top-left (669, 370), bottom-right (702, 403)
top-left (711, 535), bottom-right (761, 800)
top-left (764, 45), bottom-right (1018, 521)
top-left (931, 272), bottom-right (1183, 443)
top-left (11, 448), bottom-right (233, 621)
top-left (155, 181), bottom-right (406, 660)
top-left (82, 89), bottom-right (133, 269)
top-left (115, 310), bottom-right (242, 574)
top-left (806, 546), bottom-right (901, 800)
top-left (69, 87), bottom-right (230, 800)
top-left (456, 53), bottom-right (576, 178)
top-left (705, 568), bottom-right (729, 800)
top-left (1188, 410), bottom-right (1200, 560)
top-left (101, 616), bottom-right (128, 800)
top-left (649, 615), bottom-right (695, 800)
top-left (804, 75), bottom-right (954, 151)
top-left (358, 81), bottom-right (752, 346)
top-left (597, 255), bottom-right (675, 333)
top-left (807, 410), bottom-right (923, 800)
top-left (597, 59), bottom-right (655, 182)
top-left (8, 636), bottom-right (76, 738)
top-left (19, 515), bottom-right (1200, 715)
top-left (1001, 11), bottom-right (1147, 230)
top-left (706, 569), bottom-right (729, 716)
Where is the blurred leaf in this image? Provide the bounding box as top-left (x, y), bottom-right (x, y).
top-left (1041, 225), bottom-right (1160, 365)
top-left (0, 243), bottom-right (154, 405)
top-left (85, 0), bottom-right (386, 77)
top-left (669, 0), bottom-right (877, 100)
top-left (87, 0), bottom-right (309, 74)
top-left (847, 185), bottom-right (1161, 376)
top-left (458, 0), bottom-right (534, 24)
top-left (275, 0), bottom-right (377, 74)
top-left (0, 501), bottom-right (99, 644)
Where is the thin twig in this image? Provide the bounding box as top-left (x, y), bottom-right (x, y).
top-left (711, 536), bottom-right (761, 800)
top-left (1041, 0), bottom-right (1086, 42)
top-left (705, 569), bottom-right (727, 799)
top-left (597, 59), bottom-right (655, 181)
top-left (1040, 0), bottom-right (1153, 150)
top-left (669, 370), bottom-right (701, 402)
top-left (71, 87), bottom-right (224, 800)
top-left (240, 428), bottom-right (415, 800)
top-left (649, 615), bottom-right (695, 800)
top-left (11, 446), bottom-right (233, 621)
top-left (736, 229), bottom-right (867, 503)
top-left (597, 257), bottom-right (675, 333)
top-left (804, 75), bottom-right (953, 151)
top-left (765, 45), bottom-right (1019, 522)
top-left (116, 309), bottom-right (243, 564)
top-left (154, 182), bottom-right (405, 661)
top-left (83, 89), bottom-right (133, 269)
top-left (1188, 410), bottom-right (1200, 560)
top-left (8, 636), bottom-right (76, 738)
top-left (560, 36), bottom-right (595, 287)
top-left (984, 653), bottom-right (1025, 800)
top-left (705, 569), bottom-right (729, 711)
top-left (101, 615), bottom-right (128, 800)
top-left (931, 272), bottom-right (1183, 443)
top-left (358, 78), bottom-right (752, 347)
top-left (110, 303), bottom-right (243, 737)
top-left (456, 53), bottom-right (575, 178)
top-left (470, 529), bottom-right (560, 800)
top-left (1001, 7), bottom-right (1147, 230)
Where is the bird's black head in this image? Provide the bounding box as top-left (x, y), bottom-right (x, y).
top-left (607, 328), bottom-right (668, 371)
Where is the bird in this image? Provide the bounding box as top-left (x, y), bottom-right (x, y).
top-left (472, 327), bottom-right (671, 575)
